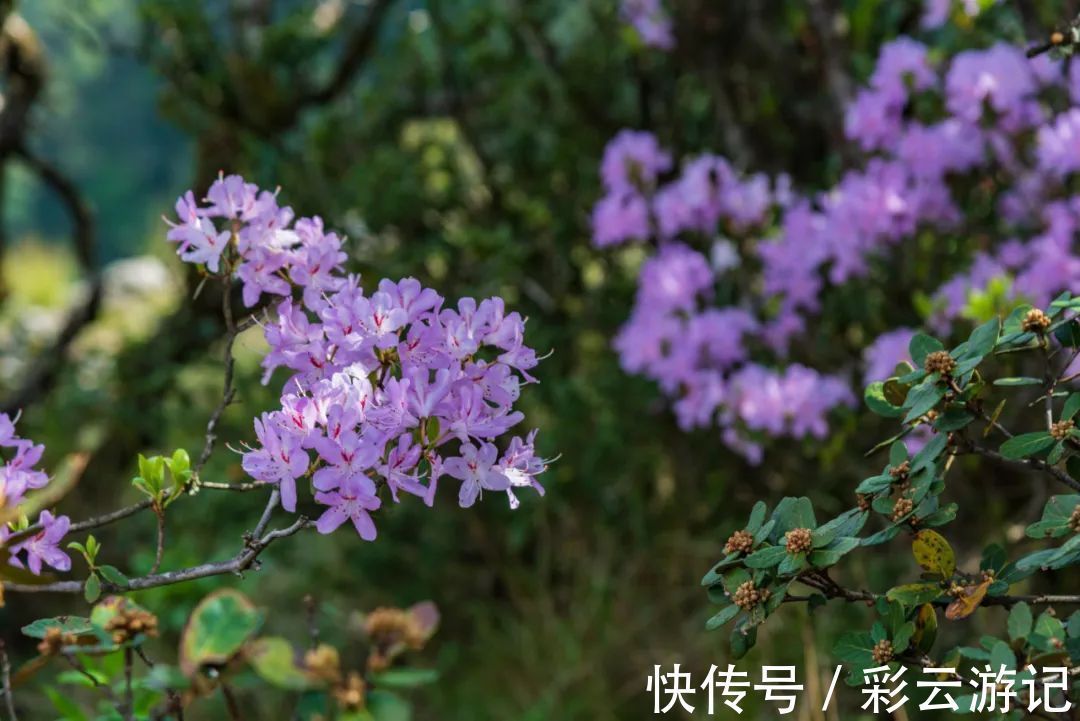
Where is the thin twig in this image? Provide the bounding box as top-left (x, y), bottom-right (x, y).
top-left (963, 442), bottom-right (1080, 493)
top-left (62, 653), bottom-right (118, 704)
top-left (195, 281), bottom-right (240, 477)
top-left (122, 647), bottom-right (134, 721)
top-left (150, 509), bottom-right (165, 574)
top-left (8, 481), bottom-right (264, 545)
top-left (221, 684), bottom-right (242, 721)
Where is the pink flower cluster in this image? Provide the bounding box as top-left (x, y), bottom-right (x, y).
top-left (167, 176), bottom-right (548, 541)
top-left (593, 36), bottom-right (1080, 460)
top-left (0, 413), bottom-right (71, 575)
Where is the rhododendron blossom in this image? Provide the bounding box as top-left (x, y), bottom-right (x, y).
top-left (167, 175), bottom-right (550, 540)
top-left (0, 413), bottom-right (72, 575)
top-left (592, 34), bottom-right (1080, 461)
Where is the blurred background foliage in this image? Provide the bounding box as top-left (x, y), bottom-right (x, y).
top-left (0, 0), bottom-right (1077, 718)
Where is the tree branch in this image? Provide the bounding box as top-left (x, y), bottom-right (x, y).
top-left (5, 514), bottom-right (311, 595)
top-left (0, 145), bottom-right (101, 416)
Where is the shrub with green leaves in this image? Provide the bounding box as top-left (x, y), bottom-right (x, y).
top-left (703, 295), bottom-right (1080, 712)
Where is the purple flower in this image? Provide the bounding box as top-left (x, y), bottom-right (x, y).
top-left (946, 44), bottom-right (1037, 130)
top-left (164, 176), bottom-right (549, 536)
top-left (241, 413), bottom-right (311, 512)
top-left (444, 442), bottom-right (511, 508)
top-left (497, 431), bottom-right (547, 510)
top-left (236, 247), bottom-right (291, 307)
top-left (9, 511), bottom-right (71, 576)
top-left (599, 130), bottom-right (672, 192)
top-left (591, 191), bottom-right (651, 248)
top-left (314, 477), bottom-right (382, 540)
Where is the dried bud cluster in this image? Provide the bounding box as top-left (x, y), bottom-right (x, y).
top-left (724, 530), bottom-right (755, 555)
top-left (333, 671), bottom-right (367, 711)
top-left (871, 639), bottom-right (894, 664)
top-left (364, 606), bottom-right (429, 672)
top-left (36, 627), bottom-right (78, 656)
top-left (784, 527), bottom-right (813, 555)
top-left (104, 607), bottom-right (159, 645)
top-left (1021, 308), bottom-right (1052, 334)
top-left (889, 461), bottom-right (910, 479)
top-left (1050, 419), bottom-right (1075, 441)
top-left (304, 644), bottom-right (342, 685)
top-left (923, 350), bottom-right (956, 376)
top-left (856, 494), bottom-right (871, 512)
top-left (1069, 504), bottom-right (1080, 534)
top-left (891, 497), bottom-right (914, 522)
top-left (364, 607), bottom-right (427, 650)
top-left (732, 580), bottom-right (770, 611)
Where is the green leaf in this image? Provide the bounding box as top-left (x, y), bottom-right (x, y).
top-left (808, 548), bottom-right (846, 568)
top-left (990, 640), bottom-right (1016, 672)
top-left (1008, 603), bottom-right (1033, 642)
top-left (743, 546), bottom-right (786, 569)
top-left (777, 552), bottom-right (807, 576)
top-left (888, 441), bottom-right (908, 466)
top-left (367, 690), bottom-right (412, 721)
top-left (934, 406), bottom-right (975, 431)
top-left (892, 622), bottom-right (915, 653)
top-left (83, 573), bottom-right (101, 604)
top-left (745, 501), bottom-right (767, 534)
top-left (249, 637), bottom-right (320, 690)
top-left (999, 432), bottom-right (1055, 460)
top-left (21, 616), bottom-right (94, 639)
top-left (370, 668), bottom-right (440, 689)
top-left (705, 604), bottom-right (741, 630)
top-left (1063, 394), bottom-right (1080, 421)
top-left (993, 377), bottom-right (1043, 387)
top-left (813, 510), bottom-right (868, 540)
top-left (903, 382), bottom-right (945, 424)
top-left (865, 382), bottom-right (904, 418)
top-left (886, 583), bottom-right (942, 607)
top-left (1017, 548), bottom-right (1062, 572)
top-left (909, 334), bottom-right (943, 366)
top-left (97, 565), bottom-right (129, 587)
top-left (771, 497), bottom-right (816, 533)
top-left (833, 632), bottom-right (874, 666)
top-left (729, 626), bottom-right (757, 660)
top-left (1054, 319), bottom-right (1080, 347)
top-left (960, 318), bottom-right (1000, 360)
top-left (44, 687), bottom-right (90, 721)
top-left (912, 530), bottom-right (956, 579)
top-left (180, 589), bottom-right (264, 677)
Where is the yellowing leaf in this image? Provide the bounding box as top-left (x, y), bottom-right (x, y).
top-left (913, 603), bottom-right (938, 653)
top-left (180, 589), bottom-right (263, 678)
top-left (945, 579), bottom-right (991, 620)
top-left (913, 530), bottom-right (956, 579)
